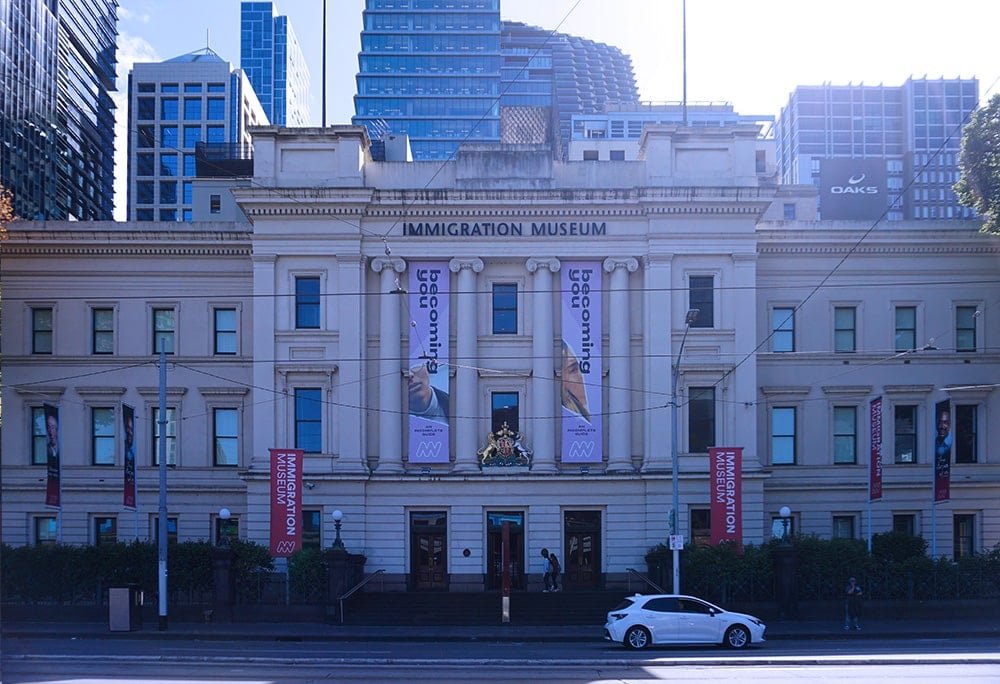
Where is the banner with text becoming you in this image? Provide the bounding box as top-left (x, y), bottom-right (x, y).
top-left (561, 262), bottom-right (602, 463)
top-left (408, 261), bottom-right (450, 463)
top-left (269, 448), bottom-right (303, 557)
top-left (709, 447), bottom-right (743, 547)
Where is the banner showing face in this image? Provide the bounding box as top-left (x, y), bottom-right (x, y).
top-left (934, 399), bottom-right (952, 502)
top-left (561, 262), bottom-right (602, 463)
top-left (123, 404), bottom-right (137, 510)
top-left (44, 404), bottom-right (61, 508)
top-left (408, 262), bottom-right (450, 464)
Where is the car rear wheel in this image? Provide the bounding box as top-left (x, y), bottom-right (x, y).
top-left (624, 625), bottom-right (651, 650)
top-left (724, 624), bottom-right (751, 649)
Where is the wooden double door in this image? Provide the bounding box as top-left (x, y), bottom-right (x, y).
top-left (410, 511), bottom-right (448, 590)
top-left (563, 510), bottom-right (602, 588)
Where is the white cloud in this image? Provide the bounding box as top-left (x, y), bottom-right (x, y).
top-left (112, 33), bottom-right (160, 221)
top-left (117, 6), bottom-right (150, 23)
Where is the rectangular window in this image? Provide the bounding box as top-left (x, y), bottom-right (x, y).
top-left (161, 125), bottom-right (178, 148)
top-left (895, 306), bottom-right (916, 351)
top-left (953, 513), bottom-right (975, 558)
top-left (35, 517), bottom-right (57, 545)
top-left (771, 407), bottom-right (796, 464)
top-left (295, 277), bottom-right (321, 329)
top-left (894, 404), bottom-right (917, 463)
top-left (137, 153), bottom-right (155, 176)
top-left (210, 194), bottom-right (221, 214)
top-left (491, 391), bottom-right (519, 433)
top-left (206, 98), bottom-right (225, 120)
top-left (832, 515), bottom-right (855, 539)
top-left (609, 149), bottom-right (625, 161)
top-left (302, 509), bottom-right (321, 549)
top-left (213, 408), bottom-right (239, 466)
top-left (159, 181), bottom-right (177, 204)
top-left (92, 407), bottom-right (115, 465)
top-left (688, 387), bottom-right (715, 453)
top-left (152, 407), bottom-right (177, 466)
top-left (214, 308), bottom-right (237, 355)
top-left (892, 514), bottom-right (915, 535)
top-left (295, 388), bottom-right (323, 453)
top-left (833, 406), bottom-right (857, 464)
top-left (137, 97), bottom-right (155, 120)
top-left (95, 517), bottom-right (117, 545)
top-left (772, 307), bottom-right (795, 352)
top-left (138, 125), bottom-right (155, 148)
top-left (834, 306), bottom-right (856, 352)
top-left (31, 407), bottom-right (48, 465)
top-left (783, 203), bottom-right (796, 220)
top-left (152, 308), bottom-right (175, 354)
top-left (688, 276), bottom-right (714, 328)
top-left (92, 308), bottom-right (114, 354)
top-left (206, 125), bottom-right (225, 143)
top-left (956, 305), bottom-right (977, 351)
top-left (492, 283), bottom-right (517, 334)
top-left (216, 514), bottom-right (238, 546)
top-left (152, 516), bottom-right (178, 545)
top-left (184, 98), bottom-right (202, 120)
top-left (582, 149), bottom-right (599, 161)
top-left (159, 153), bottom-right (178, 176)
top-left (955, 404), bottom-right (977, 463)
top-left (183, 125), bottom-right (202, 148)
top-left (32, 307), bottom-right (53, 354)
top-left (690, 509), bottom-right (711, 547)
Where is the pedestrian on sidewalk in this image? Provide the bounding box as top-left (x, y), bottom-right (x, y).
top-left (540, 548), bottom-right (554, 591)
top-left (548, 552), bottom-right (561, 592)
top-left (844, 576), bottom-right (863, 630)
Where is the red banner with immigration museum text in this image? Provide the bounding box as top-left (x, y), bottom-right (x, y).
top-left (269, 448), bottom-right (303, 557)
top-left (869, 397), bottom-right (883, 501)
top-left (709, 447), bottom-right (742, 548)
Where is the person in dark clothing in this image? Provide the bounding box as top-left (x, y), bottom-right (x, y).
top-left (844, 576), bottom-right (863, 630)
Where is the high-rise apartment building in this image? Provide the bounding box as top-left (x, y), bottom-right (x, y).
top-left (240, 1), bottom-right (310, 127)
top-left (775, 77), bottom-right (979, 221)
top-left (126, 48), bottom-right (267, 221)
top-left (0, 0), bottom-right (117, 220)
top-left (352, 2), bottom-right (639, 161)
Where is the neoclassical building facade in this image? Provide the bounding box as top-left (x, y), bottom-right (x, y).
top-left (3, 124), bottom-right (997, 591)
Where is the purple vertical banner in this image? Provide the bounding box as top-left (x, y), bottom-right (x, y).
top-left (934, 399), bottom-right (952, 502)
top-left (123, 404), bottom-right (137, 510)
top-left (43, 404), bottom-right (61, 508)
top-left (869, 397), bottom-right (883, 501)
top-left (561, 262), bottom-right (602, 463)
top-left (408, 261), bottom-right (450, 463)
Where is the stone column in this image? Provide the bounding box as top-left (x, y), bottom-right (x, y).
top-left (371, 257), bottom-right (406, 473)
top-left (642, 255), bottom-right (673, 472)
top-left (449, 258), bottom-right (484, 471)
top-left (603, 257), bottom-right (639, 472)
top-left (526, 258), bottom-right (560, 472)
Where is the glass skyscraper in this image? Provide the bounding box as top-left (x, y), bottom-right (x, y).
top-left (240, 1), bottom-right (310, 127)
top-left (1, 0), bottom-right (118, 220)
top-left (775, 77), bottom-right (979, 220)
top-left (352, 1), bottom-right (638, 161)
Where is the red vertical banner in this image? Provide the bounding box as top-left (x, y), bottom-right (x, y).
top-left (43, 404), bottom-right (61, 508)
top-left (709, 447), bottom-right (742, 548)
top-left (269, 448), bottom-right (304, 557)
top-left (934, 400), bottom-right (952, 502)
top-left (123, 404), bottom-right (137, 509)
top-left (869, 397), bottom-right (883, 501)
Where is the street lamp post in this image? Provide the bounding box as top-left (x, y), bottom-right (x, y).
top-left (670, 308), bottom-right (699, 595)
top-left (331, 509), bottom-right (345, 550)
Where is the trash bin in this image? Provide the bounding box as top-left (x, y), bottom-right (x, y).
top-left (109, 584), bottom-right (143, 631)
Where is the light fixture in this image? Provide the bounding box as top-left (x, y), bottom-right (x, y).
top-left (331, 509), bottom-right (345, 550)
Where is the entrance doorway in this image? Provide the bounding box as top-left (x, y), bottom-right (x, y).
top-left (410, 511), bottom-right (448, 590)
top-left (486, 511), bottom-right (525, 590)
top-left (563, 510), bottom-right (602, 588)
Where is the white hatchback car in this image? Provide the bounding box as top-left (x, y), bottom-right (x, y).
top-left (604, 594), bottom-right (766, 650)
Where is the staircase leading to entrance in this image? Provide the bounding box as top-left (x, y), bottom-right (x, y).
top-left (345, 590), bottom-right (627, 626)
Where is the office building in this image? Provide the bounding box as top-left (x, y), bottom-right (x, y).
top-left (352, 2), bottom-right (639, 160)
top-left (0, 0), bottom-right (117, 220)
top-left (125, 48), bottom-right (267, 221)
top-left (4, 124), bottom-right (997, 590)
top-left (775, 77), bottom-right (979, 221)
top-left (240, 1), bottom-right (310, 127)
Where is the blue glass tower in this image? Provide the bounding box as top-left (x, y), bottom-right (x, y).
top-left (353, 0), bottom-right (502, 161)
top-left (240, 1), bottom-right (310, 126)
top-left (1, 0), bottom-right (118, 220)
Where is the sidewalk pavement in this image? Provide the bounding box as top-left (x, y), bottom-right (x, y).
top-left (4, 617), bottom-right (1000, 642)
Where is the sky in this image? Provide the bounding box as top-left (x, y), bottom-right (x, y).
top-left (112, 0), bottom-right (1000, 219)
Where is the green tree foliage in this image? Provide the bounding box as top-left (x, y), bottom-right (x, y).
top-left (956, 93), bottom-right (1000, 233)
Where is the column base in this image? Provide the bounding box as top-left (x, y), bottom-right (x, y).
top-left (372, 462), bottom-right (404, 474)
top-left (451, 461), bottom-right (480, 474)
top-left (605, 460), bottom-right (636, 474)
top-left (530, 461), bottom-right (559, 473)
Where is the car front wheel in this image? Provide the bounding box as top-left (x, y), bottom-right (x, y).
top-left (724, 624), bottom-right (751, 649)
top-left (624, 625), bottom-right (651, 650)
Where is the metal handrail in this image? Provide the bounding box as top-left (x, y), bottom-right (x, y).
top-left (626, 567), bottom-right (666, 595)
top-left (338, 569), bottom-right (385, 624)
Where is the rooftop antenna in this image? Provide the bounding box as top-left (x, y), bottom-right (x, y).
top-left (682, 0), bottom-right (688, 126)
top-left (206, 29), bottom-right (210, 50)
top-left (322, 0), bottom-right (327, 127)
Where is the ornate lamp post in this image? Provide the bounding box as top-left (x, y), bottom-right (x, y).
top-left (331, 509), bottom-right (345, 550)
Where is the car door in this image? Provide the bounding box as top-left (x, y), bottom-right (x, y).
top-left (639, 597), bottom-right (680, 644)
top-left (676, 597), bottom-right (723, 643)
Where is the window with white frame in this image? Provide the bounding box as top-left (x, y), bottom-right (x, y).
top-left (894, 306), bottom-right (916, 352)
top-left (95, 516), bottom-right (117, 545)
top-left (32, 307), bottom-right (53, 354)
top-left (295, 277), bottom-right (321, 329)
top-left (832, 515), bottom-right (856, 539)
top-left (955, 404), bottom-right (978, 463)
top-left (771, 407), bottom-right (796, 464)
top-left (152, 407), bottom-right (178, 466)
top-left (35, 516), bottom-right (57, 545)
top-left (688, 387), bottom-right (716, 453)
top-left (213, 408), bottom-right (239, 466)
top-left (92, 308), bottom-right (114, 354)
top-left (953, 513), bottom-right (975, 558)
top-left (688, 276), bottom-right (714, 328)
top-left (833, 406), bottom-right (857, 464)
top-left (31, 407), bottom-right (48, 465)
top-left (894, 404), bottom-right (917, 463)
top-left (152, 307), bottom-right (176, 354)
top-left (214, 307), bottom-right (237, 355)
top-left (92, 407), bottom-right (116, 465)
top-left (834, 306), bottom-right (856, 352)
top-left (294, 388), bottom-right (323, 453)
top-left (492, 283), bottom-right (518, 334)
top-left (772, 307), bottom-right (795, 352)
top-left (955, 305), bottom-right (977, 352)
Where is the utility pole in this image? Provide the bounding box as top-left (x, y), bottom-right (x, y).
top-left (157, 343), bottom-right (168, 630)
